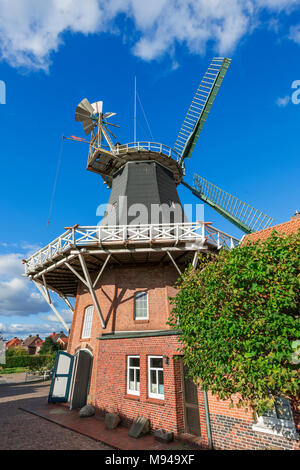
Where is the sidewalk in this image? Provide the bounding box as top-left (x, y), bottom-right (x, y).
top-left (20, 398), bottom-right (202, 451)
top-left (0, 372), bottom-right (26, 385)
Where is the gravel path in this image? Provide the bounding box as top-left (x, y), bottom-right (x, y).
top-left (0, 378), bottom-right (112, 450)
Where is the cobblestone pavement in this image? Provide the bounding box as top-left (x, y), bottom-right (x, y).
top-left (0, 379), bottom-right (112, 450)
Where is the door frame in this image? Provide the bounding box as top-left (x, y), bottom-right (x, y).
top-left (182, 359), bottom-right (201, 436)
top-left (68, 348), bottom-right (93, 409)
top-left (48, 351), bottom-right (74, 403)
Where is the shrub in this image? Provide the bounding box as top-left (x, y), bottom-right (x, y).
top-left (3, 355), bottom-right (54, 370)
top-left (168, 230), bottom-right (300, 414)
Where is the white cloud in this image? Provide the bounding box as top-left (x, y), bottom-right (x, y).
top-left (289, 24), bottom-right (300, 43)
top-left (0, 253), bottom-right (24, 279)
top-left (0, 0), bottom-right (300, 70)
top-left (0, 274), bottom-right (49, 316)
top-left (276, 95), bottom-right (290, 106)
top-left (41, 309), bottom-right (73, 323)
top-left (0, 245), bottom-right (73, 339)
top-left (0, 0), bottom-right (104, 70)
top-left (0, 321), bottom-right (69, 339)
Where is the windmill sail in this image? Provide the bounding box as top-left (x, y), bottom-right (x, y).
top-left (174, 57), bottom-right (231, 164)
top-left (183, 174), bottom-right (274, 234)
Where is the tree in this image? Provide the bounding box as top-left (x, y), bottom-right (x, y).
top-left (6, 346), bottom-right (28, 358)
top-left (168, 230), bottom-right (300, 414)
top-left (39, 336), bottom-right (61, 355)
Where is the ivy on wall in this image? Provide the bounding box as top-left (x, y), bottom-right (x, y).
top-left (168, 231), bottom-right (300, 413)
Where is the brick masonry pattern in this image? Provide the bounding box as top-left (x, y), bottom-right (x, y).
top-left (67, 263), bottom-right (300, 450)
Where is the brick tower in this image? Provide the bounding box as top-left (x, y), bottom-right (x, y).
top-left (24, 129), bottom-right (239, 439)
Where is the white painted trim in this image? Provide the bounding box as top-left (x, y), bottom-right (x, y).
top-left (148, 355), bottom-right (164, 400)
top-left (81, 305), bottom-right (94, 339)
top-left (252, 422), bottom-right (299, 440)
top-left (252, 414), bottom-right (299, 440)
top-left (127, 355), bottom-right (140, 396)
top-left (167, 251), bottom-right (182, 275)
top-left (134, 291), bottom-right (149, 320)
top-left (92, 254), bottom-right (111, 288)
top-left (24, 222), bottom-right (240, 275)
top-left (33, 281), bottom-right (69, 331)
top-left (78, 253), bottom-right (106, 329)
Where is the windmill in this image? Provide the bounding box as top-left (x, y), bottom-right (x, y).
top-left (74, 57), bottom-right (273, 234)
top-left (24, 58), bottom-right (273, 418)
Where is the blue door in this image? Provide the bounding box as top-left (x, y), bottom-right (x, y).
top-left (48, 351), bottom-right (74, 403)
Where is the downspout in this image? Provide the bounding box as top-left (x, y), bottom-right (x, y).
top-left (203, 389), bottom-right (213, 449)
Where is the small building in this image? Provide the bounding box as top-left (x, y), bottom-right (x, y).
top-left (22, 335), bottom-right (44, 355)
top-left (45, 212), bottom-right (299, 450)
top-left (49, 331), bottom-right (68, 350)
top-left (56, 336), bottom-right (68, 350)
top-left (242, 210), bottom-right (300, 244)
top-left (6, 337), bottom-right (22, 349)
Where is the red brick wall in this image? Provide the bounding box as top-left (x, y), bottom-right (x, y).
top-left (95, 335), bottom-right (300, 449)
top-left (95, 335), bottom-right (185, 435)
top-left (67, 263), bottom-right (179, 403)
top-left (206, 392), bottom-right (300, 450)
top-left (67, 262), bottom-right (299, 449)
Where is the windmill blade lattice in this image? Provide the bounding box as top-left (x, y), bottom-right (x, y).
top-left (75, 98), bottom-right (97, 135)
top-left (174, 57), bottom-right (231, 164)
top-left (183, 174), bottom-right (274, 234)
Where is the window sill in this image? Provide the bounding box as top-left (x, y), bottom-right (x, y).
top-left (146, 397), bottom-right (165, 406)
top-left (124, 394), bottom-right (140, 401)
top-left (134, 319), bottom-right (149, 323)
top-left (252, 423), bottom-right (299, 440)
top-left (80, 338), bottom-right (91, 341)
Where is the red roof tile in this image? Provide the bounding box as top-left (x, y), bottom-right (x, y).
top-left (6, 337), bottom-right (22, 348)
top-left (242, 216), bottom-right (300, 244)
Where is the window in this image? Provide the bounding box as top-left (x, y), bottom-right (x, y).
top-left (81, 305), bottom-right (94, 339)
top-left (127, 356), bottom-right (140, 395)
top-left (134, 291), bottom-right (148, 320)
top-left (253, 396), bottom-right (298, 439)
top-left (148, 356), bottom-right (164, 399)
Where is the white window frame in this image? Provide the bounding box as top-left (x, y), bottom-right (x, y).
top-left (148, 355), bottom-right (164, 400)
top-left (134, 291), bottom-right (148, 320)
top-left (252, 397), bottom-right (298, 439)
top-left (81, 305), bottom-right (94, 339)
top-left (127, 356), bottom-right (140, 396)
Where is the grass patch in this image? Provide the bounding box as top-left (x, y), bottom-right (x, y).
top-left (0, 367), bottom-right (28, 374)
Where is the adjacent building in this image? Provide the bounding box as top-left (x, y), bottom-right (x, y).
top-left (22, 335), bottom-right (44, 355)
top-left (5, 337), bottom-right (22, 349)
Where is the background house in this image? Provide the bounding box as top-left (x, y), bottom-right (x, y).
top-left (22, 335), bottom-right (44, 355)
top-left (50, 331), bottom-right (68, 350)
top-left (5, 337), bottom-right (22, 349)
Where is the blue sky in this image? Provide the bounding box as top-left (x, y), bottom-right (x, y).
top-left (0, 0), bottom-right (299, 339)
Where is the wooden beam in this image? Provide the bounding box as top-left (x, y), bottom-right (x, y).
top-left (59, 293), bottom-right (74, 313)
top-left (64, 262), bottom-right (89, 288)
top-left (34, 281), bottom-right (69, 331)
top-left (167, 251), bottom-right (182, 275)
top-left (93, 254), bottom-right (111, 288)
top-left (78, 253), bottom-right (106, 329)
top-left (192, 251), bottom-right (199, 269)
top-left (42, 274), bottom-right (51, 304)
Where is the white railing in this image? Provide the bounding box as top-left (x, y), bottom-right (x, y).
top-left (24, 222), bottom-right (240, 274)
top-left (113, 142), bottom-right (181, 161)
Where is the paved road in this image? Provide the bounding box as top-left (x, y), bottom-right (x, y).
top-left (0, 378), bottom-right (112, 450)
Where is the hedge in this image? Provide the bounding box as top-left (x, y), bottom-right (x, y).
top-left (3, 355), bottom-right (54, 369)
